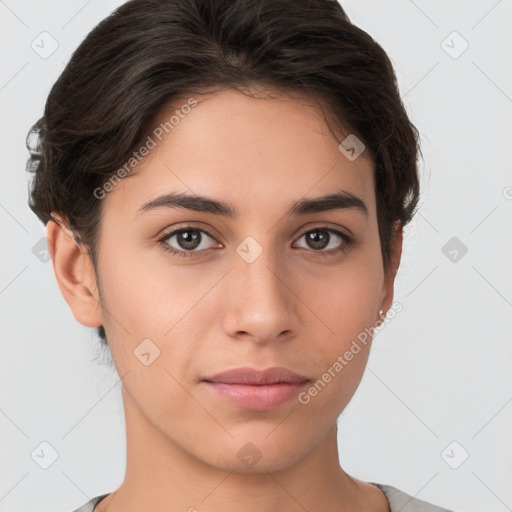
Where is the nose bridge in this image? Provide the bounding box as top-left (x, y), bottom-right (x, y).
top-left (223, 234), bottom-right (294, 341)
top-left (235, 234), bottom-right (288, 305)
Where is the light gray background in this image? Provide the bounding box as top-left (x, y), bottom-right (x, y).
top-left (1, 1), bottom-right (511, 511)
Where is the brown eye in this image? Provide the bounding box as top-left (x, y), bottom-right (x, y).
top-left (294, 227), bottom-right (352, 255)
top-left (158, 227), bottom-right (219, 257)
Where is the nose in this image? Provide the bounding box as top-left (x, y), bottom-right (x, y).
top-left (221, 242), bottom-right (297, 344)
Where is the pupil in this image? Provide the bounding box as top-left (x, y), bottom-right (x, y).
top-left (308, 230), bottom-right (328, 250)
top-left (178, 230), bottom-right (200, 250)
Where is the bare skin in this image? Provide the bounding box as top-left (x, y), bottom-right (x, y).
top-left (47, 87), bottom-right (400, 512)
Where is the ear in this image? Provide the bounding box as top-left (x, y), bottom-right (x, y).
top-left (378, 221), bottom-right (403, 317)
top-left (46, 213), bottom-right (104, 329)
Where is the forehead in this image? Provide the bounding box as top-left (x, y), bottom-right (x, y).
top-left (103, 88), bottom-right (376, 220)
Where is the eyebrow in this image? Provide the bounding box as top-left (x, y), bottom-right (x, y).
top-left (136, 189), bottom-right (368, 218)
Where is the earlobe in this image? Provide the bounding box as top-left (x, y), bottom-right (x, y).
top-left (46, 213), bottom-right (104, 329)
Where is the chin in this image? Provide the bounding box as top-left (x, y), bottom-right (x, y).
top-left (195, 431), bottom-right (312, 474)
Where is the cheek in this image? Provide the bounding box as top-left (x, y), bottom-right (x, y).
top-left (300, 255), bottom-right (383, 339)
top-left (97, 245), bottom-right (201, 337)
top-left (96, 247), bottom-right (218, 385)
top-left (95, 249), bottom-right (202, 415)
top-left (295, 252), bottom-right (383, 397)
top-left (294, 282), bottom-right (378, 421)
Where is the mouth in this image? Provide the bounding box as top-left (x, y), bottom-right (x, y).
top-left (201, 366), bottom-right (310, 411)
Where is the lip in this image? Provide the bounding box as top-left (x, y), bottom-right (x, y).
top-left (202, 366), bottom-right (310, 411)
top-left (203, 366), bottom-right (309, 385)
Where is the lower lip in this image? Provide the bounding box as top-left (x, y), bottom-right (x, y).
top-left (202, 381), bottom-right (309, 410)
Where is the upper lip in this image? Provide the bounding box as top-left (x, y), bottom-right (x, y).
top-left (203, 366), bottom-right (309, 385)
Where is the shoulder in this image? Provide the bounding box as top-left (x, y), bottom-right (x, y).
top-left (72, 486), bottom-right (457, 512)
top-left (71, 493), bottom-right (110, 512)
top-left (371, 482), bottom-right (456, 512)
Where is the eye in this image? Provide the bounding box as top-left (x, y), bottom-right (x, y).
top-left (157, 225), bottom-right (353, 259)
top-left (293, 227), bottom-right (352, 256)
top-left (158, 227), bottom-right (220, 258)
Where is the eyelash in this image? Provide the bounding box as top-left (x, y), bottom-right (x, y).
top-left (157, 225), bottom-right (353, 259)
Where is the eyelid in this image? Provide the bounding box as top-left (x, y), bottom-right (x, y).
top-left (294, 222), bottom-right (352, 239)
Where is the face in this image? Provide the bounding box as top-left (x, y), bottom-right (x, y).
top-left (64, 87), bottom-right (399, 473)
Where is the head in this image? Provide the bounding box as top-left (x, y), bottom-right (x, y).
top-left (27, 0), bottom-right (420, 472)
